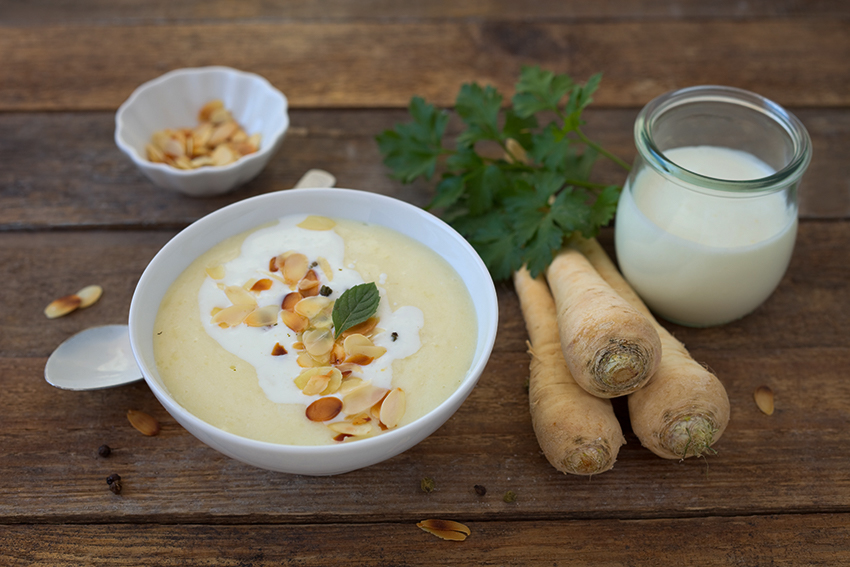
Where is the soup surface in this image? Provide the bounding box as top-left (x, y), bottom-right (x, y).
top-left (154, 214), bottom-right (477, 445)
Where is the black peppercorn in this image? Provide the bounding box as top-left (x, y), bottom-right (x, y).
top-left (474, 484), bottom-right (487, 496)
top-left (97, 445), bottom-right (112, 458)
top-left (320, 285), bottom-right (333, 297)
top-left (109, 481), bottom-right (123, 495)
top-left (106, 473), bottom-right (121, 485)
top-left (391, 332), bottom-right (399, 342)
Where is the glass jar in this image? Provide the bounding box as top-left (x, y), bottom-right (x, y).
top-left (614, 86), bottom-right (812, 327)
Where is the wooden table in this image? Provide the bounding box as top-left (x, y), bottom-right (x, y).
top-left (3, 2), bottom-right (849, 565)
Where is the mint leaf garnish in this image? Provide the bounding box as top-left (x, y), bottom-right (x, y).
top-left (332, 282), bottom-right (380, 339)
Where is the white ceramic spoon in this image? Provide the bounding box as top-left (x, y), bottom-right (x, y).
top-left (44, 169), bottom-right (336, 391)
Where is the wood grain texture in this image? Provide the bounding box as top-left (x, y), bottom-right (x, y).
top-left (2, 515), bottom-right (849, 566)
top-left (0, 21), bottom-right (848, 111)
top-left (3, 0), bottom-right (848, 25)
top-left (2, 224), bottom-right (848, 523)
top-left (0, 108), bottom-right (846, 232)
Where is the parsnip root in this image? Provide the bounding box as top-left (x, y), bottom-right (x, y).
top-left (545, 247), bottom-right (661, 398)
top-left (574, 237), bottom-right (731, 459)
top-left (514, 267), bottom-right (626, 475)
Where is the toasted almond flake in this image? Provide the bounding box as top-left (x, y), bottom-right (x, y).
top-left (303, 328), bottom-right (335, 357)
top-left (250, 278), bottom-right (273, 292)
top-left (337, 376), bottom-right (366, 396)
top-left (294, 295), bottom-right (332, 319)
top-left (296, 352), bottom-right (319, 368)
top-left (343, 333), bottom-right (387, 359)
top-left (193, 121), bottom-right (213, 149)
top-left (198, 99), bottom-right (224, 122)
top-left (319, 368), bottom-right (343, 396)
top-left (298, 215), bottom-right (336, 231)
top-left (44, 294), bottom-right (82, 319)
top-left (283, 253), bottom-right (309, 286)
top-left (162, 137), bottom-right (186, 158)
top-left (209, 107), bottom-right (232, 126)
top-left (268, 256), bottom-right (279, 272)
top-left (248, 132), bottom-right (262, 148)
top-left (302, 372), bottom-right (331, 396)
top-left (212, 304), bottom-right (255, 327)
top-left (343, 384), bottom-right (389, 416)
top-left (316, 257), bottom-right (333, 281)
top-left (754, 385), bottom-right (775, 415)
top-left (126, 409), bottom-right (161, 436)
top-left (271, 342), bottom-right (287, 356)
top-left (146, 143), bottom-right (166, 163)
top-left (305, 397), bottom-right (343, 422)
top-left (328, 421), bottom-right (372, 437)
top-left (281, 309), bottom-right (309, 333)
top-left (341, 317), bottom-right (378, 338)
top-left (281, 291), bottom-right (303, 311)
top-left (335, 362), bottom-right (362, 376)
top-left (295, 367), bottom-right (334, 390)
top-left (209, 120), bottom-right (239, 147)
top-left (211, 143), bottom-right (237, 166)
top-left (330, 343), bottom-right (347, 365)
top-left (205, 265), bottom-right (225, 280)
top-left (380, 388), bottom-right (406, 429)
top-left (224, 285), bottom-right (257, 307)
top-left (417, 519), bottom-right (471, 541)
top-left (244, 304), bottom-right (280, 327)
top-left (75, 285), bottom-right (103, 309)
top-left (345, 353), bottom-right (375, 366)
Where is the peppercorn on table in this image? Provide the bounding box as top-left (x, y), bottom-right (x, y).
top-left (2, 2), bottom-right (850, 565)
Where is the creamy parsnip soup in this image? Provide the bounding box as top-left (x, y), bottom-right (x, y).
top-left (153, 214), bottom-right (477, 445)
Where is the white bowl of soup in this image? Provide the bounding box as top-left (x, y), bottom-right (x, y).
top-left (128, 188), bottom-right (498, 475)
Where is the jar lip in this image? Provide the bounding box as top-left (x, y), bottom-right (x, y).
top-left (636, 85), bottom-right (812, 195)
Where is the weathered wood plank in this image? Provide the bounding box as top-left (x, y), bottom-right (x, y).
top-left (2, 223), bottom-right (848, 522)
top-left (2, 515), bottom-right (849, 566)
top-left (3, 0), bottom-right (848, 25)
top-left (0, 21), bottom-right (848, 111)
top-left (0, 108), bottom-right (845, 232)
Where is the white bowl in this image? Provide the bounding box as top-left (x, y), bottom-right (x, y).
top-left (128, 188), bottom-right (499, 475)
top-left (115, 66), bottom-right (289, 196)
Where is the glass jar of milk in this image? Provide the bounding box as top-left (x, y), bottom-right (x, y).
top-left (615, 86), bottom-right (811, 327)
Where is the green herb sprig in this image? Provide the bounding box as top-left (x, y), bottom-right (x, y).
top-left (376, 66), bottom-right (629, 281)
top-left (332, 282), bottom-right (380, 338)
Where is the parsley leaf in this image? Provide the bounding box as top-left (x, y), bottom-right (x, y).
top-left (377, 65), bottom-right (629, 280)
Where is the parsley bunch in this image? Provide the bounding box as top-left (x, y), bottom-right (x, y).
top-left (376, 66), bottom-right (629, 281)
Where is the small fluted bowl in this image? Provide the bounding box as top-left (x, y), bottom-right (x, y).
top-left (115, 66), bottom-right (288, 196)
top-left (128, 188), bottom-right (499, 475)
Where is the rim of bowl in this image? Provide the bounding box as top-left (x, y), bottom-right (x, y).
top-left (114, 66), bottom-right (289, 177)
top-left (128, 188), bottom-right (499, 458)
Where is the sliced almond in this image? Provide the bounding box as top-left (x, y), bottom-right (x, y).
top-left (211, 143), bottom-right (237, 166)
top-left (211, 304), bottom-right (255, 327)
top-left (298, 215), bottom-right (336, 231)
top-left (282, 253), bottom-right (309, 286)
top-left (327, 421), bottom-right (372, 437)
top-left (302, 372), bottom-right (331, 396)
top-left (294, 295), bottom-right (332, 319)
top-left (295, 367), bottom-right (334, 390)
top-left (205, 265), bottom-right (225, 280)
top-left (319, 368), bottom-right (343, 396)
top-left (281, 291), bottom-right (303, 311)
top-left (244, 304), bottom-right (280, 327)
top-left (271, 342), bottom-right (287, 356)
top-left (250, 278), bottom-right (273, 292)
top-left (417, 519), bottom-right (471, 542)
top-left (303, 328), bottom-right (335, 357)
top-left (341, 317), bottom-right (378, 338)
top-left (127, 409), bottom-right (161, 436)
top-left (754, 385), bottom-right (775, 415)
top-left (343, 384), bottom-right (389, 416)
top-left (281, 309), bottom-right (308, 333)
top-left (379, 388), bottom-right (406, 429)
top-left (209, 120), bottom-right (239, 147)
top-left (198, 100), bottom-right (224, 122)
top-left (75, 285), bottom-right (103, 309)
top-left (305, 397), bottom-right (343, 422)
top-left (44, 294), bottom-right (82, 319)
top-left (337, 376), bottom-right (365, 396)
top-left (343, 333), bottom-right (387, 359)
top-left (224, 285), bottom-right (257, 307)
